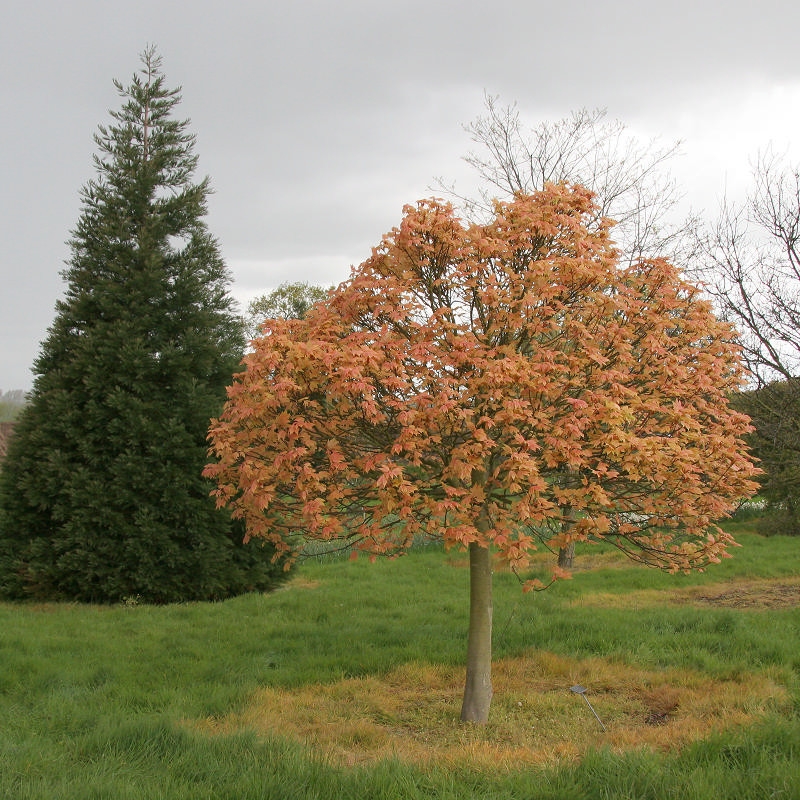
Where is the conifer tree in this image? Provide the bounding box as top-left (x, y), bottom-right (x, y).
top-left (0, 48), bottom-right (288, 602)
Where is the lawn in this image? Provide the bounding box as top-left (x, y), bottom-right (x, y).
top-left (1, 525), bottom-right (799, 799)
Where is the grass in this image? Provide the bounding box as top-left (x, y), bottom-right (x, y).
top-left (1, 525), bottom-right (799, 798)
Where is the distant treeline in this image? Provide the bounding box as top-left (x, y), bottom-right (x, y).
top-left (0, 390), bottom-right (27, 423)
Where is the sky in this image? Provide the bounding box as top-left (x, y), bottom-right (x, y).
top-left (2, 0), bottom-right (799, 391)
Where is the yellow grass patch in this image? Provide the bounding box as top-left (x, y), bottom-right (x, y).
top-left (189, 653), bottom-right (788, 770)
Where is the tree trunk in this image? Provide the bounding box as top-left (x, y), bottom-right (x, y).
top-left (557, 502), bottom-right (577, 569)
top-left (557, 542), bottom-right (575, 569)
top-left (460, 541), bottom-right (493, 723)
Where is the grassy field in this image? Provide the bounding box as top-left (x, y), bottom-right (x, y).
top-left (1, 524), bottom-right (799, 799)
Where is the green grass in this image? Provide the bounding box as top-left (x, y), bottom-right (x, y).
top-left (1, 528), bottom-right (799, 798)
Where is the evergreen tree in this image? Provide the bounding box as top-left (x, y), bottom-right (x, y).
top-left (0, 48), bottom-right (289, 602)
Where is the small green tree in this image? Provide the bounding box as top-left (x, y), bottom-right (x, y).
top-left (246, 281), bottom-right (330, 337)
top-left (0, 48), bottom-right (288, 602)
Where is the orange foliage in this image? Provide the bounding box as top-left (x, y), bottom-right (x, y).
top-left (205, 184), bottom-right (759, 580)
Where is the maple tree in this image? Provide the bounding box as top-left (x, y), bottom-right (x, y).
top-left (205, 183), bottom-right (758, 722)
top-left (448, 98), bottom-right (703, 568)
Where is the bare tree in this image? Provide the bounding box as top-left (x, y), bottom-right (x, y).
top-left (442, 96), bottom-right (699, 269)
top-left (698, 149), bottom-right (800, 383)
top-left (697, 150), bottom-right (800, 532)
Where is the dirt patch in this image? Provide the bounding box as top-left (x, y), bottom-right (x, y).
top-left (691, 580), bottom-right (800, 609)
top-left (574, 577), bottom-right (800, 612)
top-left (189, 652), bottom-right (787, 770)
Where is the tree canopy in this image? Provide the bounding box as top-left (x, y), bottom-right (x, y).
top-left (206, 183), bottom-right (758, 721)
top-left (0, 48), bottom-right (288, 603)
top-left (245, 281), bottom-right (330, 338)
top-left (451, 98), bottom-right (707, 569)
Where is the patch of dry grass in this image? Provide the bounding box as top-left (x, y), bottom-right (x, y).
top-left (190, 652), bottom-right (788, 770)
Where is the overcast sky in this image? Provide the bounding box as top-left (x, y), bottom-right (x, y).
top-left (2, 0), bottom-right (799, 391)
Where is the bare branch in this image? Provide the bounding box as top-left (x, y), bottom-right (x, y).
top-left (696, 149), bottom-right (800, 383)
top-left (440, 95), bottom-right (697, 269)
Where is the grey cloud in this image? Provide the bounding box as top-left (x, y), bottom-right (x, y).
top-left (2, 0), bottom-right (799, 389)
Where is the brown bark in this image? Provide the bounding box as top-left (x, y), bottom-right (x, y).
top-left (557, 541), bottom-right (575, 569)
top-left (557, 502), bottom-right (578, 569)
top-left (460, 541), bottom-right (493, 723)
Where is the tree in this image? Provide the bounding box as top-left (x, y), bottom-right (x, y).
top-left (448, 97), bottom-right (696, 268)
top-left (245, 281), bottom-right (330, 337)
top-left (698, 150), bottom-right (800, 528)
top-left (699, 149), bottom-right (800, 382)
top-left (0, 48), bottom-right (288, 603)
top-left (0, 390), bottom-right (27, 423)
top-left (448, 97), bottom-right (701, 567)
top-left (731, 381), bottom-right (800, 533)
top-left (205, 184), bottom-right (758, 723)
